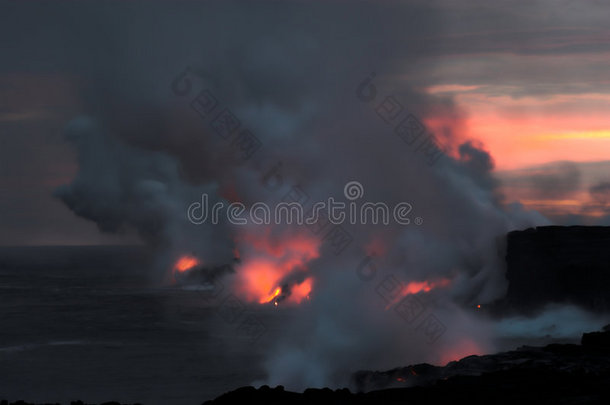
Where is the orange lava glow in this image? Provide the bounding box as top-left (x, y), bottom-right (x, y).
top-left (288, 277), bottom-right (313, 304)
top-left (395, 367), bottom-right (417, 382)
top-left (401, 278), bottom-right (451, 295)
top-left (173, 255), bottom-right (200, 273)
top-left (438, 339), bottom-right (483, 366)
top-left (239, 258), bottom-right (286, 303)
top-left (386, 278), bottom-right (451, 309)
top-left (262, 286), bottom-right (282, 304)
top-left (234, 230), bottom-right (320, 305)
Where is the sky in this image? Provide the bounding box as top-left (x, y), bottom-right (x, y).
top-left (1, 0), bottom-right (609, 245)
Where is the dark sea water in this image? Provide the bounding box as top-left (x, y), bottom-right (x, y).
top-left (0, 246), bottom-right (274, 405)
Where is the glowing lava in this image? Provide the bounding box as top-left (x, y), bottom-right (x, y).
top-left (234, 229), bottom-right (320, 305)
top-left (386, 277), bottom-right (452, 309)
top-left (401, 279), bottom-right (451, 295)
top-left (263, 286), bottom-right (282, 304)
top-left (174, 255), bottom-right (200, 272)
top-left (172, 255), bottom-right (201, 280)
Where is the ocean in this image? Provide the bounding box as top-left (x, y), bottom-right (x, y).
top-left (0, 246), bottom-right (274, 405)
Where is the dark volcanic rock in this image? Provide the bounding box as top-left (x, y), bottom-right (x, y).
top-left (351, 339), bottom-right (610, 392)
top-left (582, 325), bottom-right (610, 349)
top-left (504, 226), bottom-right (610, 313)
top-left (205, 329), bottom-right (610, 404)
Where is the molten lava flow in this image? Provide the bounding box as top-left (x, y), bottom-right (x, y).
top-left (238, 258), bottom-right (284, 303)
top-left (401, 278), bottom-right (451, 295)
top-left (386, 277), bottom-right (451, 309)
top-left (262, 286), bottom-right (282, 304)
top-left (234, 229), bottom-right (320, 305)
top-left (171, 255), bottom-right (202, 283)
top-left (174, 255), bottom-right (200, 273)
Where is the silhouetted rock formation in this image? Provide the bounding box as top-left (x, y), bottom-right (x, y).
top-left (504, 226), bottom-right (610, 313)
top-left (582, 324), bottom-right (610, 349)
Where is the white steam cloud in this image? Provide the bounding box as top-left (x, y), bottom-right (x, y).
top-left (53, 0), bottom-right (562, 392)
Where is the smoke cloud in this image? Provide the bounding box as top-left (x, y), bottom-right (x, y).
top-left (52, 0), bottom-right (551, 391)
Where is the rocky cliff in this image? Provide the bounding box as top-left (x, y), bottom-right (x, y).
top-left (504, 226), bottom-right (610, 313)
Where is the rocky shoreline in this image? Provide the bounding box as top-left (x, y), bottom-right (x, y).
top-left (205, 326), bottom-right (610, 404)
